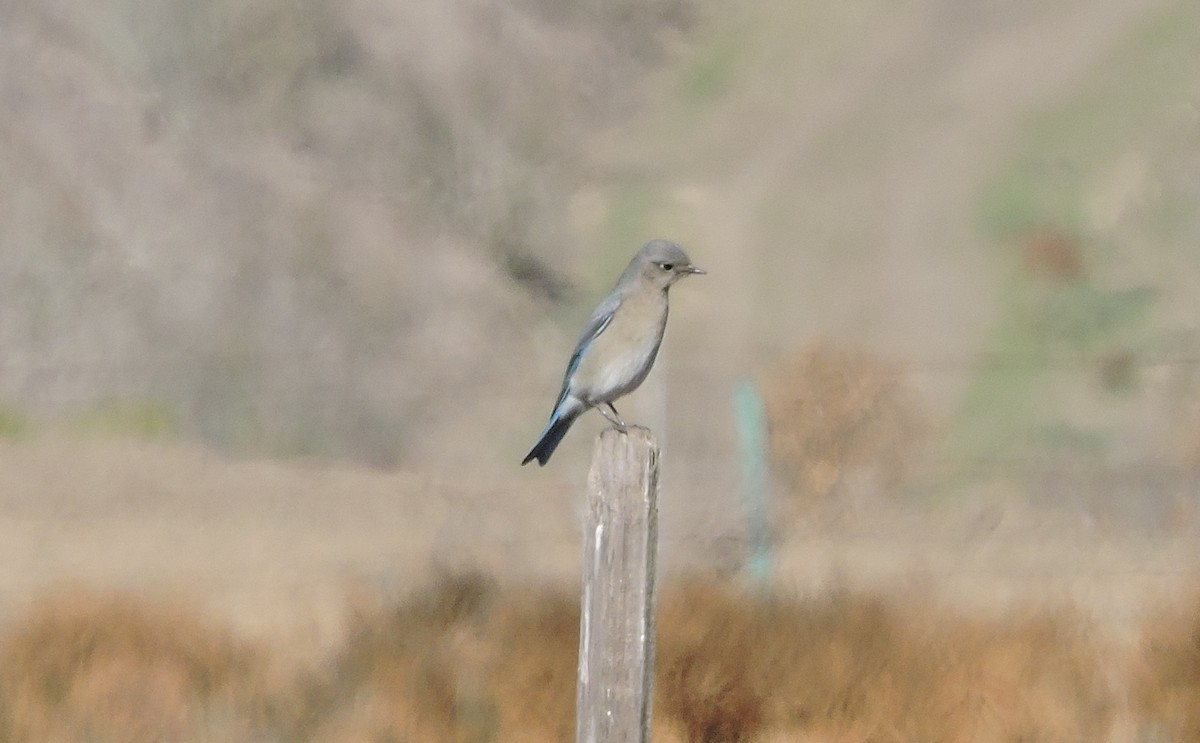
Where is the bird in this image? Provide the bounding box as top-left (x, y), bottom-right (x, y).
top-left (522, 239), bottom-right (704, 466)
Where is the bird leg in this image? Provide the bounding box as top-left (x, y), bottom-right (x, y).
top-left (598, 402), bottom-right (628, 433)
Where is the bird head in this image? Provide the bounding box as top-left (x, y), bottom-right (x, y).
top-left (632, 239), bottom-right (705, 290)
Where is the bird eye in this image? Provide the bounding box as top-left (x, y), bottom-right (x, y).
top-left (660, 263), bottom-right (674, 271)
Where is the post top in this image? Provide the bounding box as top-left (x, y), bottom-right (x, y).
top-left (587, 426), bottom-right (660, 505)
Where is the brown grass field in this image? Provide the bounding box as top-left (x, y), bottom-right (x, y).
top-left (0, 437), bottom-right (1198, 742)
top-left (2, 571), bottom-right (1200, 741)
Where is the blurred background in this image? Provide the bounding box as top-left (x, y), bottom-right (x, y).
top-left (2, 0), bottom-right (1200, 740)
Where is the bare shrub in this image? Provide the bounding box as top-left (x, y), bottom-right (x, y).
top-left (761, 343), bottom-right (930, 512)
top-left (1021, 228), bottom-right (1086, 282)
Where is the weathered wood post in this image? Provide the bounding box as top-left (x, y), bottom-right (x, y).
top-left (576, 425), bottom-right (660, 743)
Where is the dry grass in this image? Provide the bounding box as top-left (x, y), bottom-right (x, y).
top-left (657, 581), bottom-right (1110, 743)
top-left (292, 574), bottom-right (499, 743)
top-left (1129, 591), bottom-right (1200, 741)
top-left (0, 587), bottom-right (271, 743)
top-left (0, 575), bottom-right (1131, 743)
top-left (242, 573), bottom-right (578, 743)
top-left (761, 344), bottom-right (931, 513)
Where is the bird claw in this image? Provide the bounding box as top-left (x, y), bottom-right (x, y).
top-left (598, 403), bottom-right (628, 433)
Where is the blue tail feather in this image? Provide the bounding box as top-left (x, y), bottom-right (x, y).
top-left (522, 406), bottom-right (582, 466)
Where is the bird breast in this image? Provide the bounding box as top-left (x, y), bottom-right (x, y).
top-left (573, 293), bottom-right (667, 403)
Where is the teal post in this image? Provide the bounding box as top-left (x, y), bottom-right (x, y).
top-left (732, 377), bottom-right (773, 584)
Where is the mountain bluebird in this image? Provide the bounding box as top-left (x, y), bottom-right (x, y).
top-left (522, 239), bottom-right (705, 466)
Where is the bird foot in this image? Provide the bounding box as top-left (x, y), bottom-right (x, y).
top-left (598, 403), bottom-right (628, 433)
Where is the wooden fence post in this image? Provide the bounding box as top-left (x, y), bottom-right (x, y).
top-left (576, 426), bottom-right (660, 743)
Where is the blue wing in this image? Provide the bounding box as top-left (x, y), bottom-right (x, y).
top-left (553, 292), bottom-right (622, 407)
top-left (522, 293), bottom-right (623, 466)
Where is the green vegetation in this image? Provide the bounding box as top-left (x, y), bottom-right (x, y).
top-left (0, 405), bottom-right (29, 440)
top-left (677, 28), bottom-right (744, 109)
top-left (69, 400), bottom-right (177, 440)
top-left (600, 182), bottom-right (665, 277)
top-left (954, 0), bottom-right (1200, 486)
top-left (979, 0), bottom-right (1200, 236)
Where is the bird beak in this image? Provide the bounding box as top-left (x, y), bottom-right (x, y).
top-left (685, 264), bottom-right (706, 275)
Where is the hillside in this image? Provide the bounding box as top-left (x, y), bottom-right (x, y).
top-left (0, 0), bottom-right (691, 467)
top-left (3, 0), bottom-right (1199, 495)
